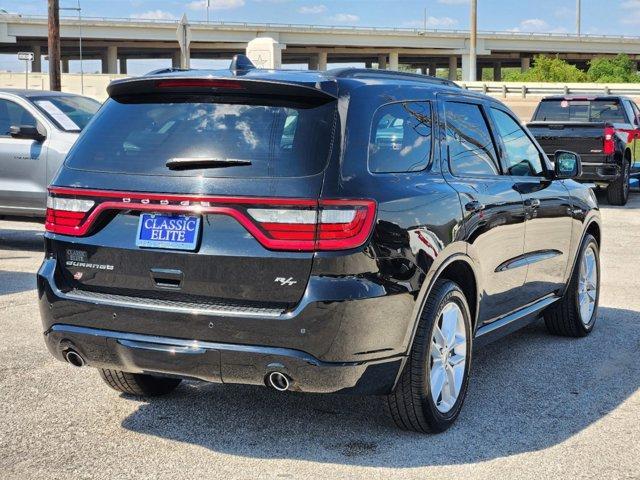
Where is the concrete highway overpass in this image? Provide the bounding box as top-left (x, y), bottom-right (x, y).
top-left (3, 13), bottom-right (640, 80)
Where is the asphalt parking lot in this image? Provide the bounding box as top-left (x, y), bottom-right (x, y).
top-left (1, 194), bottom-right (639, 480)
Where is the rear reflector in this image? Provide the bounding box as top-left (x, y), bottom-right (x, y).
top-left (45, 188), bottom-right (376, 252)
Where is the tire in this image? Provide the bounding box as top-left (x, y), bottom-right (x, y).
top-left (98, 369), bottom-right (182, 397)
top-left (386, 279), bottom-right (472, 433)
top-left (544, 234), bottom-right (600, 337)
top-left (606, 159), bottom-right (630, 206)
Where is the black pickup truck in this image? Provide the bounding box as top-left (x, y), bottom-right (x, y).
top-left (528, 95), bottom-right (640, 205)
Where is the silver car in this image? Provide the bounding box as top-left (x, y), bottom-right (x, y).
top-left (0, 89), bottom-right (100, 217)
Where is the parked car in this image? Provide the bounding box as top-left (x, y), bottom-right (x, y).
top-left (38, 59), bottom-right (601, 433)
top-left (528, 95), bottom-right (640, 205)
top-left (0, 89), bottom-right (101, 217)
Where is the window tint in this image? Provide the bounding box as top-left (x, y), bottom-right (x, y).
top-left (368, 101), bottom-right (432, 173)
top-left (32, 95), bottom-right (100, 131)
top-left (534, 99), bottom-right (627, 123)
top-left (0, 99), bottom-right (36, 136)
top-left (65, 97), bottom-right (337, 178)
top-left (445, 102), bottom-right (499, 176)
top-left (491, 108), bottom-right (544, 177)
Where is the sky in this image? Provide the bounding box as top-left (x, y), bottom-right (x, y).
top-left (2, 0), bottom-right (640, 73)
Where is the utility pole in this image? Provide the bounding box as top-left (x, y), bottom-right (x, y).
top-left (48, 0), bottom-right (61, 91)
top-left (206, 0), bottom-right (211, 23)
top-left (424, 7), bottom-right (427, 32)
top-left (576, 0), bottom-right (581, 37)
top-left (469, 0), bottom-right (477, 81)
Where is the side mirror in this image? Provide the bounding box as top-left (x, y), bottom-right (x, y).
top-left (554, 150), bottom-right (582, 180)
top-left (10, 124), bottom-right (46, 142)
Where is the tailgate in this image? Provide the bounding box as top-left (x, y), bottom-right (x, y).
top-left (528, 122), bottom-right (607, 160)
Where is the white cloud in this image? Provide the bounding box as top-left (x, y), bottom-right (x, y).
top-left (298, 5), bottom-right (327, 14)
top-left (130, 10), bottom-right (175, 20)
top-left (187, 0), bottom-right (245, 11)
top-left (329, 13), bottom-right (359, 23)
top-left (403, 16), bottom-right (459, 29)
top-left (621, 0), bottom-right (640, 24)
top-left (520, 18), bottom-right (548, 31)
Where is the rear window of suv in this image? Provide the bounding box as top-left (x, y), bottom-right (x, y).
top-left (65, 96), bottom-right (337, 178)
top-left (534, 99), bottom-right (627, 123)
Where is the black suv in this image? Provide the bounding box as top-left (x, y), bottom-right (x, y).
top-left (38, 59), bottom-right (602, 433)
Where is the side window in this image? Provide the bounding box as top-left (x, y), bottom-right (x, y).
top-left (445, 102), bottom-right (499, 176)
top-left (630, 101), bottom-right (640, 125)
top-left (369, 101), bottom-right (432, 173)
top-left (491, 108), bottom-right (544, 177)
top-left (0, 99), bottom-right (37, 136)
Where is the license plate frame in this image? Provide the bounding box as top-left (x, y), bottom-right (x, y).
top-left (136, 213), bottom-right (201, 251)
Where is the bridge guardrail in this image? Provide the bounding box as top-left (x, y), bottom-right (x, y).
top-left (458, 82), bottom-right (640, 99)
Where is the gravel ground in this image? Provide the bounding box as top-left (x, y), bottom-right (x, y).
top-left (0, 193), bottom-right (639, 480)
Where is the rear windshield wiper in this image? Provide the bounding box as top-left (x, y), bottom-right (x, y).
top-left (165, 157), bottom-right (252, 170)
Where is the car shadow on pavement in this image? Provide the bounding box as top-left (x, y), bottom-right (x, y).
top-left (0, 228), bottom-right (44, 252)
top-left (0, 270), bottom-right (36, 295)
top-left (121, 306), bottom-right (640, 467)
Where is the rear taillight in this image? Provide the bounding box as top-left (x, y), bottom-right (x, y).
top-left (45, 188), bottom-right (376, 252)
top-left (45, 196), bottom-right (94, 234)
top-left (604, 126), bottom-right (615, 156)
top-left (247, 200), bottom-right (376, 250)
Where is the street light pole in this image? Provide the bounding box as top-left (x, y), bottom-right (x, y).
top-left (469, 0), bottom-right (477, 81)
top-left (48, 0), bottom-right (61, 91)
top-left (60, 1), bottom-right (83, 94)
top-left (576, 0), bottom-right (581, 37)
top-left (206, 0), bottom-right (210, 23)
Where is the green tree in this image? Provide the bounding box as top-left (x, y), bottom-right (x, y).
top-left (587, 54), bottom-right (638, 83)
top-left (503, 55), bottom-right (587, 82)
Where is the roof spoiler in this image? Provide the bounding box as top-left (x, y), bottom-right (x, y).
top-left (107, 75), bottom-right (337, 105)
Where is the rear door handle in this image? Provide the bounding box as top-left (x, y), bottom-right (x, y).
top-left (524, 198), bottom-right (541, 208)
top-left (464, 201), bottom-right (485, 213)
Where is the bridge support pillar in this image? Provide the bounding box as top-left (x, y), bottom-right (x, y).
top-left (31, 46), bottom-right (42, 73)
top-left (429, 63), bottom-right (438, 76)
top-left (388, 51), bottom-right (399, 71)
top-left (172, 50), bottom-right (181, 69)
top-left (317, 51), bottom-right (327, 71)
top-left (493, 61), bottom-right (502, 81)
top-left (102, 46), bottom-right (118, 74)
top-left (476, 64), bottom-right (483, 81)
top-left (247, 37), bottom-right (284, 69)
top-left (308, 55), bottom-right (318, 70)
top-left (61, 58), bottom-right (69, 73)
top-left (377, 54), bottom-right (387, 69)
top-left (119, 57), bottom-right (127, 75)
top-left (521, 56), bottom-right (531, 73)
top-left (462, 54), bottom-right (470, 81)
top-left (448, 55), bottom-right (457, 81)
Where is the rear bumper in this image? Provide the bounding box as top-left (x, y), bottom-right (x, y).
top-left (44, 324), bottom-right (403, 394)
top-left (580, 162), bottom-right (620, 183)
top-left (38, 258), bottom-right (412, 394)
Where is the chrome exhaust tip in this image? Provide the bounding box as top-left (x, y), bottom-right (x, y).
top-left (64, 349), bottom-right (86, 367)
top-left (267, 371), bottom-right (291, 392)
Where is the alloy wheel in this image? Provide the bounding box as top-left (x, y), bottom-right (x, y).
top-left (578, 245), bottom-right (598, 325)
top-left (429, 301), bottom-right (467, 413)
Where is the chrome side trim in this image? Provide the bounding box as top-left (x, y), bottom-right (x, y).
top-left (495, 249), bottom-right (562, 273)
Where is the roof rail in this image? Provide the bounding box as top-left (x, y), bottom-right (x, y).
top-left (144, 67), bottom-right (190, 76)
top-left (328, 68), bottom-right (460, 88)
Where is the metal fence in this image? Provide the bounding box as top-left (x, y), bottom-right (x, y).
top-left (459, 82), bottom-right (640, 99)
